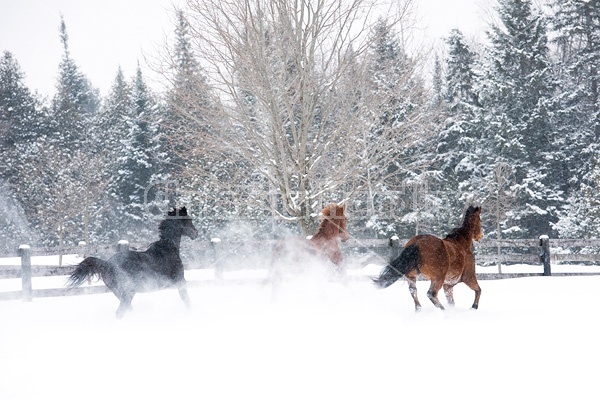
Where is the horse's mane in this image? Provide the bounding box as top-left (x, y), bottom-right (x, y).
top-left (444, 205), bottom-right (481, 240)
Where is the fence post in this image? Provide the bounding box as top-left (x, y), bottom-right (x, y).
top-left (389, 235), bottom-right (401, 259)
top-left (211, 238), bottom-right (223, 282)
top-left (19, 244), bottom-right (32, 302)
top-left (78, 241), bottom-right (87, 258)
top-left (117, 240), bottom-right (129, 253)
top-left (539, 235), bottom-right (551, 276)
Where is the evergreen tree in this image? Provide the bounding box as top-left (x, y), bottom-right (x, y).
top-left (434, 29), bottom-right (483, 233)
top-left (164, 10), bottom-right (208, 177)
top-left (0, 51), bottom-right (44, 184)
top-left (113, 64), bottom-right (162, 238)
top-left (0, 51), bottom-right (45, 249)
top-left (90, 67), bottom-right (132, 242)
top-left (475, 0), bottom-right (559, 238)
top-left (552, 0), bottom-right (600, 141)
top-left (98, 67), bottom-right (131, 156)
top-left (552, 160), bottom-right (600, 239)
top-left (28, 17), bottom-right (102, 248)
top-left (51, 16), bottom-right (99, 149)
top-left (432, 55), bottom-right (444, 108)
top-left (444, 30), bottom-right (479, 110)
top-left (551, 0), bottom-right (600, 238)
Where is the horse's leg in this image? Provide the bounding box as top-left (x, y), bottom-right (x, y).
top-left (116, 302), bottom-right (128, 319)
top-left (115, 292), bottom-right (134, 319)
top-left (329, 250), bottom-right (349, 287)
top-left (101, 272), bottom-right (126, 317)
top-left (330, 250), bottom-right (345, 276)
top-left (405, 273), bottom-right (422, 312)
top-left (426, 279), bottom-right (446, 310)
top-left (443, 283), bottom-right (455, 307)
top-left (463, 277), bottom-right (482, 309)
top-left (178, 281), bottom-right (191, 309)
top-left (321, 248), bottom-right (343, 281)
top-left (108, 280), bottom-right (134, 319)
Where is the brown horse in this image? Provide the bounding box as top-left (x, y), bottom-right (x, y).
top-left (373, 205), bottom-right (483, 311)
top-left (268, 203), bottom-right (349, 288)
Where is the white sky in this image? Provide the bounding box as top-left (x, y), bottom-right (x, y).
top-left (0, 0), bottom-right (491, 99)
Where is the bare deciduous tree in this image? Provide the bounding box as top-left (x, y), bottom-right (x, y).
top-left (163, 0), bottom-right (429, 234)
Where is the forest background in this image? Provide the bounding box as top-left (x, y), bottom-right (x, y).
top-left (0, 0), bottom-right (598, 252)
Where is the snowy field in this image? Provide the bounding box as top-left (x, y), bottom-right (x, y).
top-left (1, 265), bottom-right (599, 400)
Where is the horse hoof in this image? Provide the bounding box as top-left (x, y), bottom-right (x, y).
top-left (471, 304), bottom-right (479, 310)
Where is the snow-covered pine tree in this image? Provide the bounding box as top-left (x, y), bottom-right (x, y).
top-left (434, 29), bottom-right (483, 230)
top-left (112, 64), bottom-right (162, 240)
top-left (476, 0), bottom-right (559, 238)
top-left (164, 10), bottom-right (207, 177)
top-left (24, 17), bottom-right (102, 248)
top-left (551, 0), bottom-right (600, 238)
top-left (51, 17), bottom-right (99, 150)
top-left (81, 68), bottom-right (132, 243)
top-left (555, 158), bottom-right (600, 239)
top-left (0, 51), bottom-right (45, 186)
top-left (0, 51), bottom-right (45, 249)
top-left (432, 55), bottom-right (444, 108)
top-left (97, 67), bottom-right (131, 158)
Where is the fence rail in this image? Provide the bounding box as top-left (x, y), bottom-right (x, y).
top-left (2, 236), bottom-right (600, 301)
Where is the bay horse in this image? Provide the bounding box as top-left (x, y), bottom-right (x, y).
top-left (373, 205), bottom-right (483, 311)
top-left (268, 203), bottom-right (349, 291)
top-left (67, 207), bottom-right (198, 318)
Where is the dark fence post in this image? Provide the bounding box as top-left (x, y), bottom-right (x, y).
top-left (389, 235), bottom-right (401, 259)
top-left (211, 238), bottom-right (223, 282)
top-left (117, 240), bottom-right (129, 253)
top-left (19, 244), bottom-right (32, 302)
top-left (539, 235), bottom-right (551, 276)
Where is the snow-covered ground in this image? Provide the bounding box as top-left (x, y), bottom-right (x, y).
top-left (0, 262), bottom-right (599, 400)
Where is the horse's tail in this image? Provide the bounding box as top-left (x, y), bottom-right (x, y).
top-left (372, 244), bottom-right (420, 289)
top-left (67, 257), bottom-right (112, 287)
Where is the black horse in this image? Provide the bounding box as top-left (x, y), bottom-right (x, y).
top-left (68, 207), bottom-right (198, 318)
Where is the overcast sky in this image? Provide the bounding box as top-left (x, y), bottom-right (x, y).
top-left (0, 0), bottom-right (490, 99)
